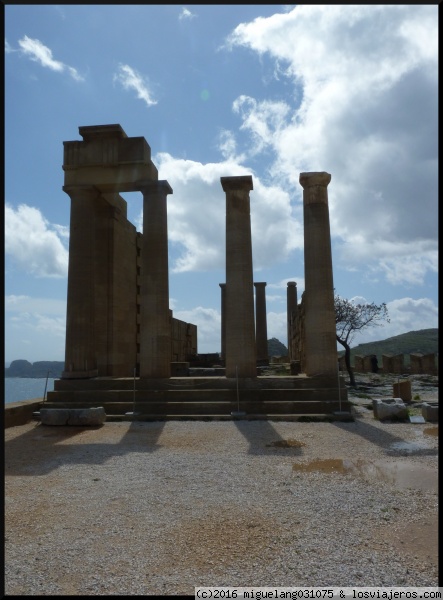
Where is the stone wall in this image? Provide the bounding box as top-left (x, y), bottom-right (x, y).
top-left (348, 352), bottom-right (437, 375)
top-left (5, 400), bottom-right (44, 429)
top-left (410, 353), bottom-right (437, 375)
top-left (171, 315), bottom-right (197, 362)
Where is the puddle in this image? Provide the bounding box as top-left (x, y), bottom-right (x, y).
top-left (354, 460), bottom-right (437, 491)
top-left (387, 440), bottom-right (434, 454)
top-left (423, 427), bottom-right (438, 437)
top-left (292, 458), bottom-right (437, 491)
top-left (267, 439), bottom-right (305, 448)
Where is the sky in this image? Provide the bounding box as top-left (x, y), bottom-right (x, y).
top-left (4, 4), bottom-right (438, 364)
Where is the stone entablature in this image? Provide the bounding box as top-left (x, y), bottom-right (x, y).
top-left (63, 124), bottom-right (158, 191)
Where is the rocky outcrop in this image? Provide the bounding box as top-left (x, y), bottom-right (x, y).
top-left (5, 360), bottom-right (65, 378)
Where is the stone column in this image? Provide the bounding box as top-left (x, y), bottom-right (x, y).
top-left (138, 180), bottom-right (173, 378)
top-left (287, 281), bottom-right (298, 361)
top-left (300, 172), bottom-right (337, 377)
top-left (62, 185), bottom-right (100, 378)
top-left (219, 283), bottom-right (226, 363)
top-left (254, 282), bottom-right (269, 365)
top-left (221, 175), bottom-right (256, 378)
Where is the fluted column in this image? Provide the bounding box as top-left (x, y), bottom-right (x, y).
top-left (287, 281), bottom-right (298, 361)
top-left (219, 283), bottom-right (226, 363)
top-left (254, 282), bottom-right (268, 365)
top-left (138, 180), bottom-right (173, 378)
top-left (221, 175), bottom-right (256, 378)
top-left (62, 185), bottom-right (100, 378)
top-left (300, 172), bottom-right (337, 376)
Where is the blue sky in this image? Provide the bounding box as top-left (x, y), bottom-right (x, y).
top-left (5, 5), bottom-right (438, 364)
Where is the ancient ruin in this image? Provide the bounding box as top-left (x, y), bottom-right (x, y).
top-left (46, 124), bottom-right (350, 419)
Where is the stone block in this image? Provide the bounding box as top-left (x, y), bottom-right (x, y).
top-left (354, 355), bottom-right (364, 372)
top-left (40, 407), bottom-right (106, 426)
top-left (373, 398), bottom-right (408, 421)
top-left (290, 360), bottom-right (301, 375)
top-left (393, 380), bottom-right (412, 402)
top-left (171, 362), bottom-right (190, 377)
top-left (421, 402), bottom-right (438, 423)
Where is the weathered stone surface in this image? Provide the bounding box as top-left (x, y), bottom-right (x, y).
top-left (139, 180), bottom-right (173, 378)
top-left (372, 398), bottom-right (408, 421)
top-left (300, 172), bottom-right (337, 377)
top-left (393, 379), bottom-right (412, 402)
top-left (222, 175), bottom-right (257, 378)
top-left (40, 407), bottom-right (106, 426)
top-left (421, 402), bottom-right (438, 423)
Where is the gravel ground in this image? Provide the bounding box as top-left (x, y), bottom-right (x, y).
top-left (5, 399), bottom-right (438, 596)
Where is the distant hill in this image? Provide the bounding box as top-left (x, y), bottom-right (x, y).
top-left (338, 328), bottom-right (438, 366)
top-left (268, 338), bottom-right (288, 357)
top-left (5, 360), bottom-right (65, 378)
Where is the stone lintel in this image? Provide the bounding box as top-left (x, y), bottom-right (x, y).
top-left (299, 172), bottom-right (331, 189)
top-left (79, 124), bottom-right (128, 141)
top-left (137, 180), bottom-right (173, 195)
top-left (63, 163), bottom-right (158, 193)
top-left (221, 175), bottom-right (253, 192)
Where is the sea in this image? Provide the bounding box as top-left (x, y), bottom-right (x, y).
top-left (4, 378), bottom-right (56, 404)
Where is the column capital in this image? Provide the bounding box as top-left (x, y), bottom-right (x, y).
top-left (221, 175), bottom-right (253, 192)
top-left (299, 172), bottom-right (331, 189)
top-left (287, 281), bottom-right (297, 287)
top-left (136, 179), bottom-right (173, 195)
top-left (219, 283), bottom-right (226, 289)
top-left (254, 282), bottom-right (267, 288)
top-left (62, 184), bottom-right (100, 199)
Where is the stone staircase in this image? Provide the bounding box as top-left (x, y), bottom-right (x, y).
top-left (44, 375), bottom-right (352, 421)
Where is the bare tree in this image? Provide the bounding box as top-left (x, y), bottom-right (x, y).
top-left (335, 294), bottom-right (390, 387)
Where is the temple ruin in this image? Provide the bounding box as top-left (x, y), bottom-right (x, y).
top-left (46, 124), bottom-right (350, 419)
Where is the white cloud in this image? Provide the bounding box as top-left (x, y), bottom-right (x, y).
top-left (5, 39), bottom-right (16, 53)
top-left (179, 7), bottom-right (197, 21)
top-left (264, 295), bottom-right (438, 351)
top-left (8, 310), bottom-right (66, 338)
top-left (217, 129), bottom-right (245, 162)
top-left (17, 35), bottom-right (84, 81)
top-left (267, 311), bottom-right (289, 348)
top-left (114, 64), bottom-right (157, 107)
top-left (354, 297), bottom-right (438, 345)
top-left (154, 152), bottom-right (301, 273)
top-left (5, 295), bottom-right (67, 316)
top-left (5, 295), bottom-right (67, 362)
top-left (226, 6), bottom-right (438, 287)
top-left (268, 277), bottom-right (305, 295)
top-left (5, 204), bottom-right (69, 278)
top-left (339, 239), bottom-right (438, 286)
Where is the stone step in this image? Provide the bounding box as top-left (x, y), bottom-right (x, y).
top-left (47, 388), bottom-right (346, 404)
top-left (52, 375), bottom-right (343, 392)
top-left (103, 413), bottom-right (353, 422)
top-left (42, 398), bottom-right (351, 416)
